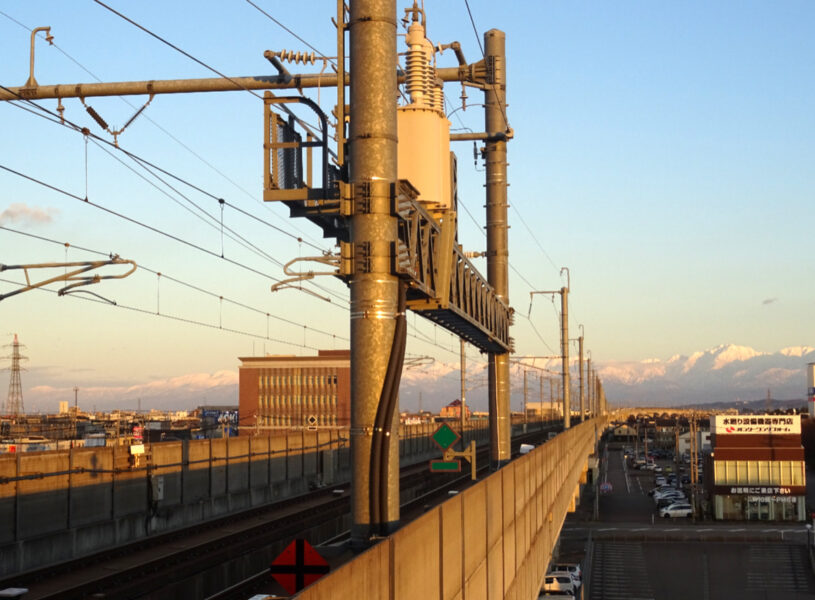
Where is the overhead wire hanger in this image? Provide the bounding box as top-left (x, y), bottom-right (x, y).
top-left (0, 255), bottom-right (137, 302)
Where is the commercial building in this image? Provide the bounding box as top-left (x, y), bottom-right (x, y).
top-left (238, 350), bottom-right (350, 432)
top-left (709, 414), bottom-right (806, 521)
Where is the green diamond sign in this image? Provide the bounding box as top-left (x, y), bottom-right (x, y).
top-left (431, 424), bottom-right (460, 451)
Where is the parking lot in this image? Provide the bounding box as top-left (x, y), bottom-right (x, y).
top-left (556, 441), bottom-right (815, 600)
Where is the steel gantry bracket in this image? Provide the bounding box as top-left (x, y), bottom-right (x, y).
top-left (0, 256), bottom-right (137, 302)
top-left (262, 101), bottom-right (512, 353)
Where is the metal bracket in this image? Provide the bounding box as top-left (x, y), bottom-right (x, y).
top-left (442, 440), bottom-right (477, 480)
top-left (270, 254), bottom-right (339, 302)
top-left (0, 256), bottom-right (136, 302)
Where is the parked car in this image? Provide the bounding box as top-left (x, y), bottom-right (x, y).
top-left (550, 563), bottom-right (582, 584)
top-left (660, 502), bottom-right (693, 518)
top-left (542, 572), bottom-right (576, 596)
top-left (657, 495), bottom-right (687, 508)
top-left (648, 485), bottom-right (675, 497)
top-left (654, 476), bottom-right (667, 487)
top-left (654, 491), bottom-right (685, 504)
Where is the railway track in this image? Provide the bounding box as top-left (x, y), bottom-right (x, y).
top-left (2, 426), bottom-right (556, 599)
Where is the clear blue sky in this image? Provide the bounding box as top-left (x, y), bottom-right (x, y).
top-left (1, 1), bottom-right (813, 411)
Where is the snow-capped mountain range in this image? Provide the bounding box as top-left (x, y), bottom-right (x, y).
top-left (21, 344), bottom-right (814, 413)
top-left (399, 344), bottom-right (815, 411)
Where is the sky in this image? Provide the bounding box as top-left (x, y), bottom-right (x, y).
top-left (1, 1), bottom-right (813, 413)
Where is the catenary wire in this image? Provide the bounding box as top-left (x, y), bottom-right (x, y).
top-left (0, 276), bottom-right (324, 351)
top-left (92, 0), bottom-right (326, 140)
top-left (0, 225), bottom-right (349, 342)
top-left (244, 0), bottom-right (335, 67)
top-left (0, 8), bottom-right (326, 248)
top-left (0, 162), bottom-right (292, 286)
top-left (0, 84), bottom-right (346, 304)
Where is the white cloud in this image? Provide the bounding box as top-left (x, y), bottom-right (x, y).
top-left (25, 370), bottom-right (238, 412)
top-left (0, 203), bottom-right (58, 226)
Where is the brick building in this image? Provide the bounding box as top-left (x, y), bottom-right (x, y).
top-left (238, 350), bottom-right (350, 432)
top-left (440, 399), bottom-right (470, 420)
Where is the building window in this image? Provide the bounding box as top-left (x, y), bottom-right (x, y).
top-left (793, 461), bottom-right (804, 486)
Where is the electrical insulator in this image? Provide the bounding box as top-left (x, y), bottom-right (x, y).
top-left (274, 49), bottom-right (317, 65)
top-left (397, 6), bottom-right (452, 213)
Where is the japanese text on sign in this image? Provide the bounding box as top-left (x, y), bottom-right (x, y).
top-left (713, 414), bottom-right (800, 435)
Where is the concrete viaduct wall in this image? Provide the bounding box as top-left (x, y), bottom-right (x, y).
top-left (294, 418), bottom-right (605, 600)
top-left (0, 421), bottom-right (505, 577)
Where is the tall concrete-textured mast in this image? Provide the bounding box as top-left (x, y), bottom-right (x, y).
top-left (808, 363), bottom-right (815, 419)
top-left (560, 287), bottom-right (570, 429)
top-left (348, 0), bottom-right (401, 545)
top-left (4, 334), bottom-right (26, 416)
top-left (484, 29), bottom-right (511, 467)
top-left (578, 334), bottom-right (584, 423)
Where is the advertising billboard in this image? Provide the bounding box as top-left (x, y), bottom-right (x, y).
top-left (712, 414), bottom-right (800, 436)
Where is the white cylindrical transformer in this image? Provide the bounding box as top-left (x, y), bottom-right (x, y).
top-left (397, 107), bottom-right (451, 210)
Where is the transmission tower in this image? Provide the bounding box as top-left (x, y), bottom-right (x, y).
top-left (3, 334), bottom-right (27, 416)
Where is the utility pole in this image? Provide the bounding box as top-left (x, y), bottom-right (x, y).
top-left (549, 377), bottom-right (554, 419)
top-left (587, 356), bottom-right (593, 418)
top-left (523, 369), bottom-right (528, 429)
top-left (674, 422), bottom-right (680, 488)
top-left (578, 329), bottom-right (584, 424)
top-left (460, 339), bottom-right (467, 445)
top-left (349, 0), bottom-right (402, 545)
top-left (530, 269), bottom-right (571, 428)
top-left (690, 414), bottom-right (699, 520)
top-left (73, 386), bottom-right (79, 439)
top-left (484, 28), bottom-right (511, 468)
top-left (539, 374), bottom-right (544, 429)
top-left (560, 285), bottom-right (570, 428)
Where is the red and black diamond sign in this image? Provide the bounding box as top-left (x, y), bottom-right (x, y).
top-left (270, 538), bottom-right (330, 595)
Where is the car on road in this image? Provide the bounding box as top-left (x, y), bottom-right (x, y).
top-left (659, 502), bottom-right (693, 518)
top-left (550, 563), bottom-right (582, 584)
top-left (648, 485), bottom-right (675, 496)
top-left (542, 572), bottom-right (576, 596)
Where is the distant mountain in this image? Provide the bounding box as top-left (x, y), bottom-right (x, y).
top-left (399, 344), bottom-right (815, 412)
top-left (19, 344), bottom-right (813, 414)
top-left (600, 344), bottom-right (815, 407)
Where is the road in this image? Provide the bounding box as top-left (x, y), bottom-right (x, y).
top-left (556, 442), bottom-right (815, 600)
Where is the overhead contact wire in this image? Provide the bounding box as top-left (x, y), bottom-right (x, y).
top-left (0, 225), bottom-right (348, 341)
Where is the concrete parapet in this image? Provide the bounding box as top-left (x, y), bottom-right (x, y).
top-left (296, 417), bottom-right (607, 600)
top-left (1, 422), bottom-right (496, 576)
